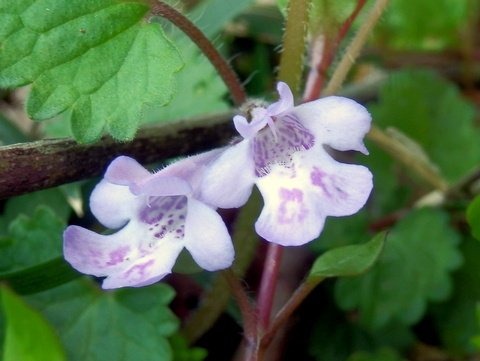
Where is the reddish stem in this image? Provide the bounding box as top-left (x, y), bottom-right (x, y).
top-left (150, 1), bottom-right (246, 107)
top-left (303, 0), bottom-right (368, 102)
top-left (255, 243), bottom-right (284, 332)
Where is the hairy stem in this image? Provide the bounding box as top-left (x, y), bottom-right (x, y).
top-left (262, 277), bottom-right (324, 348)
top-left (0, 111), bottom-right (235, 199)
top-left (322, 0), bottom-right (391, 96)
top-left (182, 192), bottom-right (261, 344)
top-left (222, 269), bottom-right (257, 339)
top-left (303, 0), bottom-right (368, 102)
top-left (255, 243), bottom-right (283, 331)
top-left (150, 1), bottom-right (246, 106)
top-left (367, 126), bottom-right (449, 192)
top-left (277, 0), bottom-right (312, 93)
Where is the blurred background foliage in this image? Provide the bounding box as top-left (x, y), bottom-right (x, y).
top-left (1, 0), bottom-right (480, 360)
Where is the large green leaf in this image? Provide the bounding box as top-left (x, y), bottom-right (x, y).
top-left (0, 0), bottom-right (183, 143)
top-left (367, 69), bottom-right (479, 183)
top-left (374, 0), bottom-right (469, 50)
top-left (0, 206), bottom-right (80, 294)
top-left (335, 208), bottom-right (462, 330)
top-left (432, 236), bottom-right (480, 354)
top-left (1, 286), bottom-right (66, 361)
top-left (0, 206), bottom-right (64, 273)
top-left (27, 280), bottom-right (179, 361)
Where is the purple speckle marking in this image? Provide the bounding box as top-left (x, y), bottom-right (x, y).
top-left (253, 115), bottom-right (315, 177)
top-left (277, 187), bottom-right (308, 225)
top-left (138, 195), bottom-right (188, 251)
top-left (106, 246), bottom-right (130, 266)
top-left (310, 167), bottom-right (332, 197)
top-left (124, 259), bottom-right (155, 281)
top-left (311, 167), bottom-right (348, 200)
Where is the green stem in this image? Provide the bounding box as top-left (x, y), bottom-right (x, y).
top-left (150, 1), bottom-right (246, 106)
top-left (322, 0), bottom-right (391, 96)
top-left (277, 0), bottom-right (312, 93)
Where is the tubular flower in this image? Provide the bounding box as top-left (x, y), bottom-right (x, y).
top-left (200, 82), bottom-right (373, 246)
top-left (63, 151), bottom-right (234, 289)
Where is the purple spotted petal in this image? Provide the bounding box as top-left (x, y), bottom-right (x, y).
top-left (255, 152), bottom-right (372, 246)
top-left (64, 223), bottom-right (184, 288)
top-left (183, 198), bottom-right (234, 271)
top-left (255, 163), bottom-right (325, 246)
top-left (291, 96), bottom-right (371, 154)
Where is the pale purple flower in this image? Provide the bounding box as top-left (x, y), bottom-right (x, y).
top-left (200, 82), bottom-right (373, 246)
top-left (64, 151), bottom-right (234, 289)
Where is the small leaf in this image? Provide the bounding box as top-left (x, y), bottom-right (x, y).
top-left (1, 285), bottom-right (66, 361)
top-left (308, 232), bottom-right (386, 279)
top-left (0, 0), bottom-right (183, 143)
top-left (467, 195), bottom-right (480, 241)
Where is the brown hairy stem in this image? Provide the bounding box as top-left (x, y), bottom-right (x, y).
top-left (0, 111), bottom-right (236, 199)
top-left (150, 1), bottom-right (246, 107)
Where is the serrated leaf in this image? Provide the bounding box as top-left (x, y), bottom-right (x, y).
top-left (1, 285), bottom-right (66, 361)
top-left (467, 195), bottom-right (480, 241)
top-left (27, 280), bottom-right (179, 361)
top-left (0, 189), bottom-right (72, 235)
top-left (335, 208), bottom-right (462, 330)
top-left (308, 232), bottom-right (385, 279)
top-left (432, 236), bottom-right (480, 353)
top-left (367, 69), bottom-right (480, 183)
top-left (0, 206), bottom-right (64, 273)
top-left (0, 206), bottom-right (80, 294)
top-left (375, 0), bottom-right (469, 50)
top-left (169, 334), bottom-right (207, 361)
top-left (307, 295), bottom-right (415, 361)
top-left (0, 0), bottom-right (183, 143)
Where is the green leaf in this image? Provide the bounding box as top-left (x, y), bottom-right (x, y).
top-left (0, 206), bottom-right (64, 273)
top-left (467, 195), bottom-right (480, 241)
top-left (0, 257), bottom-right (81, 295)
top-left (375, 0), bottom-right (469, 50)
top-left (0, 0), bottom-right (183, 143)
top-left (367, 69), bottom-right (480, 184)
top-left (0, 206), bottom-right (80, 294)
top-left (1, 286), bottom-right (66, 361)
top-left (347, 348), bottom-right (407, 361)
top-left (308, 232), bottom-right (386, 279)
top-left (432, 236), bottom-right (480, 354)
top-left (27, 280), bottom-right (180, 361)
top-left (335, 208), bottom-right (462, 330)
top-left (170, 334), bottom-right (207, 361)
top-left (307, 294), bottom-right (415, 361)
top-left (472, 304), bottom-right (480, 350)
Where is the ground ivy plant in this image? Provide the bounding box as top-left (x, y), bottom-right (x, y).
top-left (0, 0), bottom-right (478, 360)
